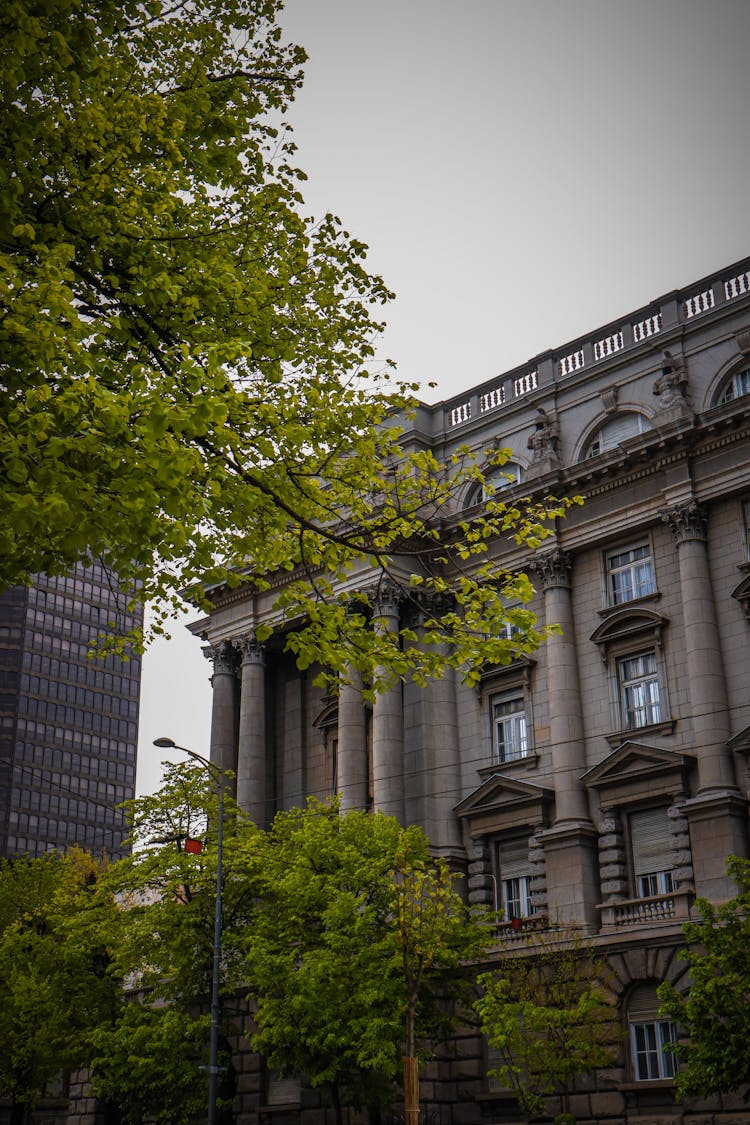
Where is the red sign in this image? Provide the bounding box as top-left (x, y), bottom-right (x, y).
top-left (184, 838), bottom-right (203, 854)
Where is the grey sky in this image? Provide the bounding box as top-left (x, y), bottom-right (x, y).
top-left (136, 0), bottom-right (750, 795)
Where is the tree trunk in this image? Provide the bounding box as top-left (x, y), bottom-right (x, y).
top-left (331, 1081), bottom-right (344, 1125)
top-left (403, 1055), bottom-right (419, 1125)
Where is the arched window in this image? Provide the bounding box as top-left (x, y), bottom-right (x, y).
top-left (717, 365), bottom-right (750, 404)
top-left (482, 462), bottom-right (522, 498)
top-left (584, 412), bottom-right (649, 459)
top-left (628, 984), bottom-right (676, 1081)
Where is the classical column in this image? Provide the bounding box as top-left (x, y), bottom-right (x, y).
top-left (662, 501), bottom-right (746, 900)
top-left (662, 501), bottom-right (735, 793)
top-left (371, 585), bottom-right (404, 821)
top-left (531, 550), bottom-right (590, 823)
top-left (236, 638), bottom-right (268, 826)
top-left (415, 597), bottom-right (462, 854)
top-left (337, 667), bottom-right (368, 812)
top-left (530, 549), bottom-right (598, 927)
top-left (204, 640), bottom-right (239, 782)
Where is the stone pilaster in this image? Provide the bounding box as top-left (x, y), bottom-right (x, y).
top-left (466, 839), bottom-right (495, 909)
top-left (371, 583), bottom-right (404, 821)
top-left (528, 824), bottom-right (548, 914)
top-left (203, 640), bottom-right (239, 782)
top-left (337, 668), bottom-right (369, 812)
top-left (236, 638), bottom-right (268, 826)
top-left (668, 801), bottom-right (694, 892)
top-left (597, 813), bottom-right (627, 901)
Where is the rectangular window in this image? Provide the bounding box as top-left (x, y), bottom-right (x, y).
top-left (618, 652), bottom-right (661, 729)
top-left (630, 807), bottom-right (674, 899)
top-left (493, 693), bottom-right (528, 762)
top-left (497, 838), bottom-right (532, 920)
top-left (631, 1020), bottom-right (677, 1080)
top-left (607, 544), bottom-right (655, 605)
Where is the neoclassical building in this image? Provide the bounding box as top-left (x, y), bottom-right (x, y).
top-left (191, 255), bottom-right (750, 1124)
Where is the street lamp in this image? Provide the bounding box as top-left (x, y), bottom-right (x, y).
top-left (153, 737), bottom-right (224, 1125)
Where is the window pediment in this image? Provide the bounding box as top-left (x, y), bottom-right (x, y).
top-left (731, 571), bottom-right (750, 623)
top-left (582, 742), bottom-right (693, 808)
top-left (728, 723), bottom-right (750, 754)
top-left (455, 774), bottom-right (553, 837)
top-left (590, 607), bottom-right (668, 659)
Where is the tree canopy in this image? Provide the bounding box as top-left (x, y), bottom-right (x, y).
top-left (658, 856), bottom-right (750, 1098)
top-left (1, 0), bottom-right (576, 684)
top-left (239, 799), bottom-right (488, 1122)
top-left (475, 937), bottom-right (619, 1116)
top-left (0, 850), bottom-right (120, 1124)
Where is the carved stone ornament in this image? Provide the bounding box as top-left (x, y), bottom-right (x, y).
top-left (735, 327), bottom-right (750, 356)
top-left (600, 385), bottom-right (618, 414)
top-left (529, 548), bottom-right (573, 590)
top-left (525, 406), bottom-right (562, 479)
top-left (371, 579), bottom-right (402, 619)
top-left (238, 636), bottom-right (266, 666)
top-left (662, 500), bottom-right (708, 545)
top-left (202, 639), bottom-right (238, 675)
top-left (652, 350), bottom-right (690, 419)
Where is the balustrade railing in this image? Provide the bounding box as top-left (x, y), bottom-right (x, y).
top-left (597, 888), bottom-right (692, 930)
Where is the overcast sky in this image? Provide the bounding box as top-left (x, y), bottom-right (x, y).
top-left (136, 0), bottom-right (750, 795)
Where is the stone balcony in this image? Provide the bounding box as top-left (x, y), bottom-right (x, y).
top-left (597, 888), bottom-right (693, 932)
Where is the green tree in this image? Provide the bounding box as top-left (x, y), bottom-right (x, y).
top-left (475, 937), bottom-right (619, 1117)
top-left (0, 850), bottom-right (121, 1125)
top-left (239, 800), bottom-right (488, 1124)
top-left (89, 764), bottom-right (260, 1125)
top-left (1, 0), bottom-right (576, 683)
top-left (657, 856), bottom-right (750, 1098)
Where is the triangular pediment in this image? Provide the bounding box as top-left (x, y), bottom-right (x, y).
top-left (731, 572), bottom-right (750, 623)
top-left (455, 774), bottom-right (553, 820)
top-left (582, 741), bottom-right (693, 793)
top-left (729, 723), bottom-right (750, 754)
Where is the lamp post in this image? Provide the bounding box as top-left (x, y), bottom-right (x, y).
top-left (154, 737), bottom-right (224, 1125)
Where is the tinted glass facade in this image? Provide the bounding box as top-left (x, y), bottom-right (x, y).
top-left (0, 562), bottom-right (141, 859)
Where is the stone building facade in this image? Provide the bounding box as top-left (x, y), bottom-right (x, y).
top-left (187, 256), bottom-right (750, 1125)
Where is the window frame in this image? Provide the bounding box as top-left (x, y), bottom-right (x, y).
top-left (584, 411), bottom-right (649, 459)
top-left (630, 1018), bottom-right (677, 1081)
top-left (606, 542), bottom-right (656, 607)
top-left (627, 805), bottom-right (675, 900)
top-left (492, 689), bottom-right (529, 764)
top-left (717, 364), bottom-right (750, 404)
top-left (496, 836), bottom-right (534, 921)
top-left (617, 650), bottom-right (662, 731)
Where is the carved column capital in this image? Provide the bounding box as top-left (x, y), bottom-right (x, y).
top-left (237, 636), bottom-right (266, 666)
top-left (662, 500), bottom-right (708, 545)
top-left (371, 579), bottom-right (402, 619)
top-left (529, 548), bottom-right (573, 590)
top-left (202, 639), bottom-right (239, 676)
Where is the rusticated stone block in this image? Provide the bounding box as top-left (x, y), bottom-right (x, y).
top-left (590, 1090), bottom-right (625, 1115)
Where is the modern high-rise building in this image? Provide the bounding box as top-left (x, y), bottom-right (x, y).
top-left (0, 561), bottom-right (142, 859)
top-left (191, 254), bottom-right (750, 1124)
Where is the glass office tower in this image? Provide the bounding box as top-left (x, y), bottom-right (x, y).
top-left (0, 562), bottom-right (142, 859)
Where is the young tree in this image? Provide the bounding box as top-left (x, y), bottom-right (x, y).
top-left (475, 937), bottom-right (619, 1117)
top-left (239, 800), bottom-right (488, 1124)
top-left (0, 850), bottom-right (121, 1125)
top-left (1, 0), bottom-right (576, 684)
top-left (657, 856), bottom-right (750, 1098)
top-left (89, 763), bottom-right (260, 1125)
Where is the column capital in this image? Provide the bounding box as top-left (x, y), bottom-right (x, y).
top-left (202, 639), bottom-right (238, 675)
top-left (529, 548), bottom-right (573, 590)
top-left (237, 635), bottom-right (267, 666)
top-left (662, 500), bottom-right (708, 545)
top-left (371, 579), bottom-right (402, 619)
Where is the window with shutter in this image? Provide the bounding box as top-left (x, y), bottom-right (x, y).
top-left (628, 983), bottom-right (677, 1081)
top-left (497, 837), bottom-right (532, 919)
top-left (586, 412), bottom-right (648, 458)
top-left (630, 807), bottom-right (674, 897)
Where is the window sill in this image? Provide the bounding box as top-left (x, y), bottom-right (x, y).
top-left (597, 590), bottom-right (662, 616)
top-left (605, 718), bottom-right (675, 747)
top-left (619, 1080), bottom-right (676, 1092)
top-left (478, 752), bottom-right (539, 778)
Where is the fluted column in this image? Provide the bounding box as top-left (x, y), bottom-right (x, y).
top-left (372, 585), bottom-right (404, 821)
top-left (204, 640), bottom-right (239, 782)
top-left (530, 549), bottom-right (598, 927)
top-left (236, 638), bottom-right (268, 826)
top-left (662, 501), bottom-right (735, 793)
top-left (337, 668), bottom-right (368, 812)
